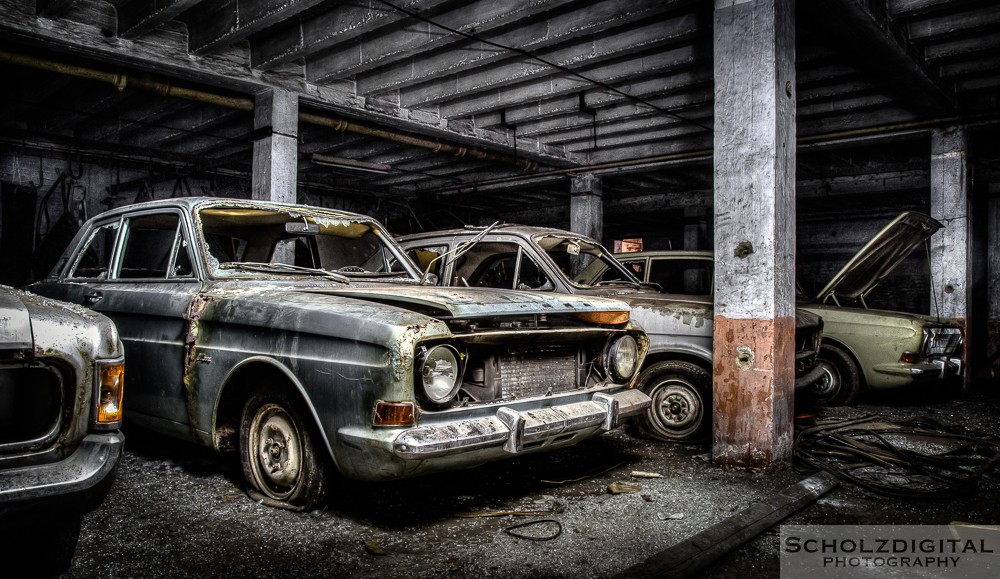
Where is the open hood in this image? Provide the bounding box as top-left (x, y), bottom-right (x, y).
top-left (814, 211), bottom-right (942, 303)
top-left (317, 285), bottom-right (631, 319)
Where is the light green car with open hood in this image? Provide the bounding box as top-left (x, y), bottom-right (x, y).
top-left (615, 211), bottom-right (964, 406)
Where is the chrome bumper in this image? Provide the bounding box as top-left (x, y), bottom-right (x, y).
top-left (0, 432), bottom-right (124, 504)
top-left (393, 389), bottom-right (651, 459)
top-left (873, 356), bottom-right (964, 380)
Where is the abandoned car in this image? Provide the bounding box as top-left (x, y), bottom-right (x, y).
top-left (0, 285), bottom-right (125, 575)
top-left (29, 198), bottom-right (650, 511)
top-left (615, 211), bottom-right (964, 405)
top-left (397, 225), bottom-right (824, 443)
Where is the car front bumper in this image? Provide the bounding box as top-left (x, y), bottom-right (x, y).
top-left (393, 389), bottom-right (651, 459)
top-left (871, 356), bottom-right (964, 384)
top-left (0, 431), bottom-right (124, 510)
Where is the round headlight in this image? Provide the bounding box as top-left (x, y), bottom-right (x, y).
top-left (419, 345), bottom-right (462, 405)
top-left (606, 335), bottom-right (639, 382)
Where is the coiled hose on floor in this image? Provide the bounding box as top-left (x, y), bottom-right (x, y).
top-left (794, 415), bottom-right (1000, 499)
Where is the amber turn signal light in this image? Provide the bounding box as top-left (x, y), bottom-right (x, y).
top-left (373, 401), bottom-right (415, 427)
top-left (899, 352), bottom-right (920, 364)
top-left (95, 361), bottom-right (124, 426)
top-left (574, 311), bottom-right (629, 325)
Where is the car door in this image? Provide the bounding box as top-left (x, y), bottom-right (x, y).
top-left (43, 210), bottom-right (200, 429)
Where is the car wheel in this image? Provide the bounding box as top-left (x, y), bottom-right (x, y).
top-left (809, 343), bottom-right (862, 406)
top-left (635, 361), bottom-right (712, 443)
top-left (240, 389), bottom-right (328, 511)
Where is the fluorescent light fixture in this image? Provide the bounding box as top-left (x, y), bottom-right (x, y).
top-left (311, 153), bottom-right (391, 174)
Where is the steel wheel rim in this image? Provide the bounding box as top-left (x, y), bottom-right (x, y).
top-left (649, 379), bottom-right (703, 438)
top-left (810, 361), bottom-right (841, 403)
top-left (249, 403), bottom-right (302, 499)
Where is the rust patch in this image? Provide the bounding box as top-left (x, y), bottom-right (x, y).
top-left (182, 294), bottom-right (216, 431)
top-left (711, 316), bottom-right (796, 470)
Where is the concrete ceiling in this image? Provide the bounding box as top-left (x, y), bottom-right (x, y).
top-left (1, 0), bottom-right (998, 232)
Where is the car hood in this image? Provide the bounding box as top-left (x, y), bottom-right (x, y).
top-left (0, 285), bottom-right (119, 358)
top-left (0, 287), bottom-right (33, 349)
top-left (813, 211), bottom-right (942, 303)
top-left (314, 285), bottom-right (632, 319)
top-left (801, 302), bottom-right (961, 329)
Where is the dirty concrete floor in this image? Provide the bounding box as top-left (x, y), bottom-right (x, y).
top-left (62, 388), bottom-right (1000, 578)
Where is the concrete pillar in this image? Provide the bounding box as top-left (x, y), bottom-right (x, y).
top-left (712, 0), bottom-right (796, 469)
top-left (252, 88), bottom-right (299, 204)
top-left (929, 126), bottom-right (972, 385)
top-left (569, 173), bottom-right (603, 276)
top-left (570, 173), bottom-right (603, 241)
top-left (684, 206), bottom-right (711, 250)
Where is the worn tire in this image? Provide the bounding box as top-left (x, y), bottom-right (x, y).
top-left (239, 389), bottom-right (328, 511)
top-left (634, 361), bottom-right (712, 443)
top-left (809, 343), bottom-right (862, 406)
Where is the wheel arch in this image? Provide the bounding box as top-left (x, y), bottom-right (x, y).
top-left (819, 337), bottom-right (869, 389)
top-left (213, 356), bottom-right (339, 472)
top-left (641, 349), bottom-right (712, 375)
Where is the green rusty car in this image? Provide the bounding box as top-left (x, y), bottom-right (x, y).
top-left (616, 211), bottom-right (964, 406)
top-left (29, 197), bottom-right (650, 511)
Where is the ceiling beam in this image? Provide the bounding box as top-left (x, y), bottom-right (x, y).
top-left (304, 0), bottom-right (576, 82)
top-left (395, 12), bottom-right (702, 109)
top-left (437, 43), bottom-right (708, 120)
top-left (351, 0), bottom-right (689, 95)
top-left (181, 0), bottom-right (329, 55)
top-left (799, 0), bottom-right (956, 115)
top-left (249, 0), bottom-right (455, 70)
top-left (115, 0), bottom-right (205, 38)
top-left (35, 0), bottom-right (81, 18)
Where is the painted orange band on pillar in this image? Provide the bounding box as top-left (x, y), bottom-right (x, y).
top-left (712, 316), bottom-right (796, 470)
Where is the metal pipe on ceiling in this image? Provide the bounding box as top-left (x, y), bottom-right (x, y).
top-left (0, 49), bottom-right (538, 172)
top-left (298, 112), bottom-right (538, 171)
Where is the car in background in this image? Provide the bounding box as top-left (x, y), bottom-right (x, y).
top-left (0, 285), bottom-right (125, 575)
top-left (29, 198), bottom-right (650, 511)
top-left (398, 225), bottom-right (824, 443)
top-left (615, 211), bottom-right (964, 405)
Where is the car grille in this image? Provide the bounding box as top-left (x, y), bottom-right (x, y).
top-left (921, 327), bottom-right (963, 356)
top-left (795, 325), bottom-right (823, 376)
top-left (498, 345), bottom-right (579, 399)
top-left (0, 362), bottom-right (66, 453)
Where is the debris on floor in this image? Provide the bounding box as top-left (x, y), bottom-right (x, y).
top-left (794, 415), bottom-right (1000, 498)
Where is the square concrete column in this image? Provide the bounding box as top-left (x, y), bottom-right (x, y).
top-left (252, 89), bottom-right (299, 204)
top-left (684, 206), bottom-right (711, 250)
top-left (570, 173), bottom-right (603, 276)
top-left (929, 126), bottom-right (972, 384)
top-left (570, 173), bottom-right (603, 241)
top-left (712, 0), bottom-right (797, 469)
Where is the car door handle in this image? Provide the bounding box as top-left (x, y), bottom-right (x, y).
top-left (83, 291), bottom-right (103, 304)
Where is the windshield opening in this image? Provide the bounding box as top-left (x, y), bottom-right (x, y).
top-left (533, 234), bottom-right (640, 288)
top-left (197, 206), bottom-right (418, 280)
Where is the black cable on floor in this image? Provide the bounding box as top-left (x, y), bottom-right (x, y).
top-left (793, 415), bottom-right (1000, 499)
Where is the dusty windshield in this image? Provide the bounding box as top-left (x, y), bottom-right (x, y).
top-left (533, 234), bottom-right (641, 289)
top-left (197, 205), bottom-right (419, 280)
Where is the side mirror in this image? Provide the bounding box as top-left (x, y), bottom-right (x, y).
top-left (419, 272), bottom-right (439, 286)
